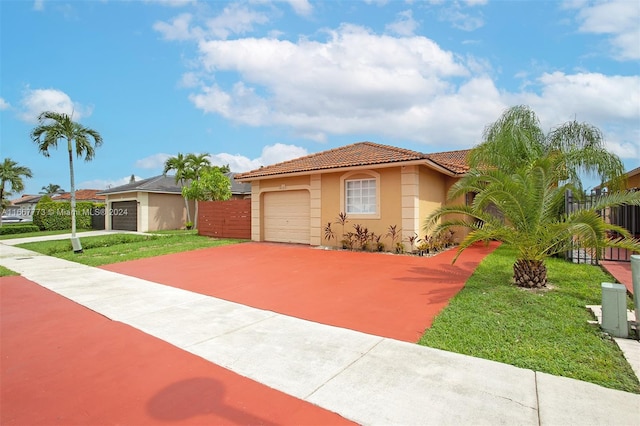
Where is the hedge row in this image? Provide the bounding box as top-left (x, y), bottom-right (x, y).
top-left (0, 224), bottom-right (40, 235)
top-left (32, 200), bottom-right (102, 231)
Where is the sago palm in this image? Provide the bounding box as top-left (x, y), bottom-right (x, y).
top-left (424, 161), bottom-right (640, 288)
top-left (31, 111), bottom-right (103, 247)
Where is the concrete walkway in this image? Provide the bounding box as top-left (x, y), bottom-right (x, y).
top-left (1, 237), bottom-right (639, 425)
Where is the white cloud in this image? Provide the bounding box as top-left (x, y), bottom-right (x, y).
top-left (189, 24), bottom-right (472, 145)
top-left (33, 0), bottom-right (44, 11)
top-left (283, 0), bottom-right (313, 17)
top-left (179, 72), bottom-right (201, 88)
top-left (18, 88), bottom-right (92, 123)
top-left (430, 1), bottom-right (487, 32)
top-left (135, 153), bottom-right (173, 169)
top-left (439, 7), bottom-right (484, 31)
top-left (208, 143), bottom-right (309, 172)
top-left (155, 4), bottom-right (269, 41)
top-left (570, 0), bottom-right (640, 60)
top-left (144, 0), bottom-right (196, 7)
top-left (386, 10), bottom-right (419, 36)
top-left (511, 72), bottom-right (640, 161)
top-left (205, 4), bottom-right (269, 39)
top-left (158, 9), bottom-right (638, 161)
top-left (0, 98), bottom-right (10, 110)
top-left (259, 143), bottom-right (309, 165)
top-left (464, 0), bottom-right (488, 6)
top-left (153, 13), bottom-right (201, 41)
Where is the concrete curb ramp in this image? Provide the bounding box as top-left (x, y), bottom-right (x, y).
top-left (1, 243), bottom-right (639, 425)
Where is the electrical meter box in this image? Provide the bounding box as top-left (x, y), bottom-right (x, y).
top-left (601, 282), bottom-right (628, 338)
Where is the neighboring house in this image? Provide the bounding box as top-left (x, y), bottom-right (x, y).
top-left (5, 190), bottom-right (105, 220)
top-left (51, 189), bottom-right (106, 203)
top-left (97, 173), bottom-right (251, 232)
top-left (5, 194), bottom-right (43, 219)
top-left (235, 141), bottom-right (470, 249)
top-left (624, 166), bottom-right (640, 190)
top-left (611, 166), bottom-right (639, 239)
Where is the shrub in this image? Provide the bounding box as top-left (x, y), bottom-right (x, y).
top-left (32, 195), bottom-right (52, 230)
top-left (0, 224), bottom-right (39, 235)
top-left (32, 200), bottom-right (95, 231)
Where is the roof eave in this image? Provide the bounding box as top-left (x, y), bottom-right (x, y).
top-left (237, 158), bottom-right (464, 182)
top-left (99, 189), bottom-right (182, 196)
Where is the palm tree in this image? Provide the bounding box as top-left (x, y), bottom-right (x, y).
top-left (0, 158), bottom-right (33, 224)
top-left (186, 153), bottom-right (211, 228)
top-left (424, 160), bottom-right (640, 288)
top-left (30, 111), bottom-right (103, 251)
top-left (163, 153), bottom-right (193, 225)
top-left (40, 183), bottom-right (64, 195)
top-left (468, 105), bottom-right (626, 191)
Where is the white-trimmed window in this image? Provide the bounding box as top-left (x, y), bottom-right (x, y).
top-left (346, 178), bottom-right (377, 214)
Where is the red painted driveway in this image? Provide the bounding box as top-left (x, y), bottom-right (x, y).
top-left (0, 276), bottom-right (354, 426)
top-left (102, 241), bottom-right (500, 342)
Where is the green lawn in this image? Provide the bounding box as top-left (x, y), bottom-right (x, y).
top-left (419, 244), bottom-right (640, 394)
top-left (15, 230), bottom-right (244, 267)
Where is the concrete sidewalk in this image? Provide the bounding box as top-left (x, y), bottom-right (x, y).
top-left (1, 242), bottom-right (639, 425)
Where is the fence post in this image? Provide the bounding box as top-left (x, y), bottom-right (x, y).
top-left (631, 255), bottom-right (640, 337)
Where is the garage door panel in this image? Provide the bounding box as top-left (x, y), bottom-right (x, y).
top-left (264, 191), bottom-right (310, 244)
top-left (111, 201), bottom-right (137, 231)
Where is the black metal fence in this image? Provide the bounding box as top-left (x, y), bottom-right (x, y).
top-left (565, 189), bottom-right (639, 264)
top-left (91, 207), bottom-right (106, 230)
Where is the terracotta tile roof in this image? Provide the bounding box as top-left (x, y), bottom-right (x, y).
top-left (425, 149), bottom-right (471, 174)
top-left (52, 189), bottom-right (106, 202)
top-left (236, 142), bottom-right (470, 180)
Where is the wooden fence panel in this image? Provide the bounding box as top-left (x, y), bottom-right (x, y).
top-left (197, 199), bottom-right (251, 239)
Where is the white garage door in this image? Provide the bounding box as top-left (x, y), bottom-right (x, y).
top-left (263, 190), bottom-right (310, 244)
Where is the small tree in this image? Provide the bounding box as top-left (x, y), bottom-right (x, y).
top-left (0, 158), bottom-right (33, 224)
top-left (181, 167), bottom-right (231, 228)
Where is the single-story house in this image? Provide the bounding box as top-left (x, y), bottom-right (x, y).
top-left (98, 173), bottom-right (251, 232)
top-left (235, 141), bottom-right (470, 249)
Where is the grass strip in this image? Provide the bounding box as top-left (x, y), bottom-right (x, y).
top-left (419, 244), bottom-right (640, 394)
top-left (0, 266), bottom-right (19, 277)
top-left (0, 228), bottom-right (92, 240)
top-left (16, 231), bottom-right (244, 267)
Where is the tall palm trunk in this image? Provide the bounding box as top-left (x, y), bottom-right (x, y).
top-left (181, 178), bottom-right (191, 224)
top-left (513, 259), bottom-right (547, 288)
top-left (68, 147), bottom-right (76, 238)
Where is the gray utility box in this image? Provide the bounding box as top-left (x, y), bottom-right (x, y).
top-left (601, 282), bottom-right (628, 338)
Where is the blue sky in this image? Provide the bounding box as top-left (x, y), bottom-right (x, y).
top-left (1, 0), bottom-right (639, 196)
